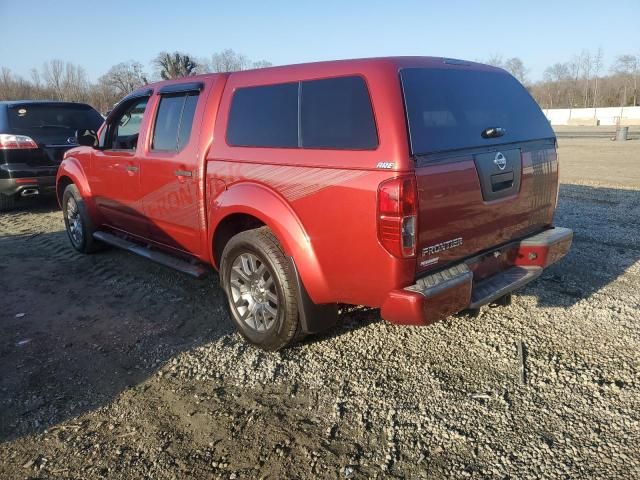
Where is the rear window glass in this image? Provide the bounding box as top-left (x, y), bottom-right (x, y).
top-left (8, 104), bottom-right (103, 132)
top-left (400, 68), bottom-right (553, 155)
top-left (227, 83), bottom-right (298, 148)
top-left (300, 76), bottom-right (377, 149)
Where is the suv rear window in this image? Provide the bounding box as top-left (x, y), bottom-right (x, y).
top-left (400, 68), bottom-right (553, 155)
top-left (226, 76), bottom-right (378, 150)
top-left (7, 103), bottom-right (103, 133)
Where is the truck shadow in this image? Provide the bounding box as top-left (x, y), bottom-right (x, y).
top-left (527, 183), bottom-right (640, 308)
top-left (0, 183), bottom-right (637, 443)
top-left (0, 225), bottom-right (234, 443)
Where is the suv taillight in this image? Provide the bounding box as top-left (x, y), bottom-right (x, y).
top-left (377, 175), bottom-right (417, 258)
top-left (0, 134), bottom-right (38, 150)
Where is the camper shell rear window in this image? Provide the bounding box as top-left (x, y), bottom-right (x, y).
top-left (400, 68), bottom-right (554, 155)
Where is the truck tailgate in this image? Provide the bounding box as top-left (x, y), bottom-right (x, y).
top-left (415, 140), bottom-right (558, 271)
top-left (399, 65), bottom-right (558, 273)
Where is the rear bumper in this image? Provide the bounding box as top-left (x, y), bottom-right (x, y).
top-left (380, 227), bottom-right (573, 325)
top-left (0, 176), bottom-right (56, 197)
top-left (0, 163), bottom-right (58, 197)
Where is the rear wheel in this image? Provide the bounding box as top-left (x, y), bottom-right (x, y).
top-left (0, 193), bottom-right (16, 211)
top-left (62, 184), bottom-right (101, 253)
top-left (220, 227), bottom-right (301, 351)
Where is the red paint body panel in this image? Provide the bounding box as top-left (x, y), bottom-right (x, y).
top-left (56, 57), bottom-right (572, 327)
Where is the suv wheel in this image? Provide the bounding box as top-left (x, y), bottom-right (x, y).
top-left (62, 184), bottom-right (100, 253)
top-left (220, 227), bottom-right (301, 351)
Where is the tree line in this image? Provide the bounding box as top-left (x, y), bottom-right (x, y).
top-left (1, 49), bottom-right (638, 113)
top-left (485, 50), bottom-right (639, 109)
top-left (0, 49), bottom-right (272, 113)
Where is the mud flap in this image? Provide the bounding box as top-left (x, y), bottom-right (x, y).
top-left (288, 257), bottom-right (338, 334)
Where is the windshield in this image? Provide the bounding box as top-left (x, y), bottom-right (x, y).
top-left (8, 103), bottom-right (104, 133)
top-left (400, 68), bottom-right (554, 155)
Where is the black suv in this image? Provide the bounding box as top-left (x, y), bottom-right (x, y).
top-left (0, 101), bottom-right (103, 210)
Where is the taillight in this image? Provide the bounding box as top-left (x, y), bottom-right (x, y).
top-left (377, 175), bottom-right (418, 258)
top-left (0, 134), bottom-right (38, 150)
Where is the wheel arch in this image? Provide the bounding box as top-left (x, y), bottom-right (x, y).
top-left (56, 175), bottom-right (74, 206)
top-left (56, 157), bottom-right (92, 203)
top-left (209, 182), bottom-right (331, 304)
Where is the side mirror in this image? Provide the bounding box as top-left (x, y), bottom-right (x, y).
top-left (76, 129), bottom-right (98, 148)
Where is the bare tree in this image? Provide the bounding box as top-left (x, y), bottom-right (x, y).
top-left (153, 52), bottom-right (199, 80)
top-left (485, 54), bottom-right (504, 68)
top-left (612, 54), bottom-right (639, 106)
top-left (504, 57), bottom-right (528, 84)
top-left (206, 49), bottom-right (273, 73)
top-left (99, 61), bottom-right (148, 96)
top-left (42, 59), bottom-right (66, 100)
top-left (578, 50), bottom-right (593, 107)
top-left (251, 60), bottom-right (273, 69)
top-left (209, 49), bottom-right (250, 72)
top-left (592, 48), bottom-right (604, 107)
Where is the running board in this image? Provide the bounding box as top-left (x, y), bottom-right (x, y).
top-left (470, 266), bottom-right (542, 308)
top-left (93, 231), bottom-right (208, 279)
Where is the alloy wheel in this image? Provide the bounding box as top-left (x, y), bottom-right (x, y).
top-left (229, 252), bottom-right (279, 332)
top-left (66, 196), bottom-right (83, 247)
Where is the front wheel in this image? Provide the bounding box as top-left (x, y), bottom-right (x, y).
top-left (62, 184), bottom-right (101, 253)
top-left (220, 227), bottom-right (301, 351)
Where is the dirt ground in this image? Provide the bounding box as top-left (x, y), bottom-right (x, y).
top-left (557, 137), bottom-right (640, 188)
top-left (1, 137), bottom-right (639, 479)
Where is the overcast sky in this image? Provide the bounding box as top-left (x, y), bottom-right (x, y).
top-left (1, 0), bottom-right (638, 82)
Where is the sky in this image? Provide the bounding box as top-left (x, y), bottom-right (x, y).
top-left (1, 0), bottom-right (638, 83)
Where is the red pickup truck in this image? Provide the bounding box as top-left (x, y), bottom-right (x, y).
top-left (57, 57), bottom-right (572, 350)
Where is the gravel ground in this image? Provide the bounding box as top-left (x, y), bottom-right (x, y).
top-left (1, 139), bottom-right (639, 479)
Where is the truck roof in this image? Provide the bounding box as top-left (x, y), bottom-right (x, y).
top-left (140, 56), bottom-right (504, 91)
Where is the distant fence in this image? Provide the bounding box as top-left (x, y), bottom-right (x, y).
top-left (543, 106), bottom-right (640, 126)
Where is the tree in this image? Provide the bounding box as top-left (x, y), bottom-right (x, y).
top-left (504, 57), bottom-right (528, 84)
top-left (482, 55), bottom-right (527, 84)
top-left (592, 48), bottom-right (604, 107)
top-left (251, 60), bottom-right (273, 69)
top-left (42, 59), bottom-right (65, 100)
top-left (207, 49), bottom-right (272, 73)
top-left (578, 50), bottom-right (593, 107)
top-left (153, 52), bottom-right (199, 80)
top-left (99, 61), bottom-right (148, 96)
top-left (40, 60), bottom-right (89, 102)
top-left (485, 54), bottom-right (504, 68)
top-left (612, 54), bottom-right (639, 106)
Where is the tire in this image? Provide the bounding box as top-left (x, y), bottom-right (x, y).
top-left (62, 184), bottom-right (101, 253)
top-left (220, 227), bottom-right (301, 351)
top-left (0, 193), bottom-right (16, 211)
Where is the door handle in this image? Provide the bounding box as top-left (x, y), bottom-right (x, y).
top-left (174, 170), bottom-right (193, 177)
top-left (125, 165), bottom-right (139, 172)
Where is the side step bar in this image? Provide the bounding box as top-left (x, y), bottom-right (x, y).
top-left (93, 231), bottom-right (209, 279)
top-left (469, 266), bottom-right (542, 308)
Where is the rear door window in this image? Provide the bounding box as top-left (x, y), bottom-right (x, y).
top-left (400, 68), bottom-right (554, 155)
top-left (226, 76), bottom-right (378, 150)
top-left (300, 76), bottom-right (377, 149)
top-left (152, 93), bottom-right (199, 152)
top-left (227, 83), bottom-right (298, 148)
